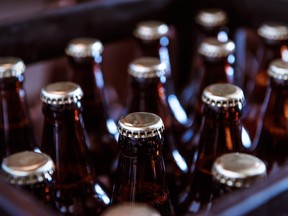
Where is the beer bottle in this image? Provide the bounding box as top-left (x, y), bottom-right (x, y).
top-left (242, 23), bottom-right (288, 140)
top-left (111, 112), bottom-right (173, 216)
top-left (40, 82), bottom-right (109, 215)
top-left (254, 59), bottom-right (288, 176)
top-left (0, 57), bottom-right (36, 160)
top-left (184, 38), bottom-right (236, 167)
top-left (125, 57), bottom-right (188, 203)
top-left (65, 38), bottom-right (118, 181)
top-left (212, 152), bottom-right (266, 198)
top-left (177, 83), bottom-right (251, 215)
top-left (182, 8), bottom-right (229, 104)
top-left (101, 203), bottom-right (160, 216)
top-left (133, 21), bottom-right (190, 128)
top-left (1, 151), bottom-right (55, 209)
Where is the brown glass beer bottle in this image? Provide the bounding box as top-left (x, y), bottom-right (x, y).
top-left (133, 21), bottom-right (190, 128)
top-left (111, 112), bottom-right (173, 216)
top-left (182, 8), bottom-right (229, 103)
top-left (65, 38), bottom-right (118, 181)
top-left (184, 38), bottom-right (236, 167)
top-left (40, 82), bottom-right (110, 216)
top-left (254, 59), bottom-right (288, 176)
top-left (0, 57), bottom-right (36, 160)
top-left (1, 151), bottom-right (56, 209)
top-left (177, 83), bottom-right (251, 215)
top-left (242, 23), bottom-right (288, 140)
top-left (125, 57), bottom-right (188, 203)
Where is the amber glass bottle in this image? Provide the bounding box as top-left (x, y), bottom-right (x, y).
top-left (254, 59), bottom-right (288, 176)
top-left (125, 57), bottom-right (188, 204)
top-left (242, 23), bottom-right (288, 141)
top-left (185, 38), bottom-right (236, 167)
top-left (133, 21), bottom-right (190, 128)
top-left (177, 83), bottom-right (251, 215)
top-left (1, 151), bottom-right (55, 209)
top-left (182, 8), bottom-right (229, 104)
top-left (111, 112), bottom-right (173, 216)
top-left (40, 82), bottom-right (109, 216)
top-left (0, 57), bottom-right (36, 160)
top-left (65, 38), bottom-right (118, 181)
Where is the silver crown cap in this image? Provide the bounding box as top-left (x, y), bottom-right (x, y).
top-left (101, 203), bottom-right (161, 216)
top-left (128, 57), bottom-right (166, 78)
top-left (195, 8), bottom-right (228, 27)
top-left (41, 82), bottom-right (83, 105)
top-left (268, 58), bottom-right (288, 80)
top-left (212, 152), bottom-right (266, 188)
top-left (1, 151), bottom-right (55, 185)
top-left (65, 38), bottom-right (104, 58)
top-left (0, 57), bottom-right (26, 78)
top-left (199, 38), bottom-right (235, 58)
top-left (118, 112), bottom-right (164, 138)
top-left (134, 20), bottom-right (169, 40)
top-left (257, 22), bottom-right (288, 41)
top-left (202, 83), bottom-right (245, 107)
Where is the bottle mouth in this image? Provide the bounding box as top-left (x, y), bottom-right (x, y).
top-left (0, 57), bottom-right (26, 78)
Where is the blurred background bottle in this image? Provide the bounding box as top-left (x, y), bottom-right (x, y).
top-left (65, 38), bottom-right (119, 186)
top-left (0, 57), bottom-right (37, 161)
top-left (40, 82), bottom-right (110, 216)
top-left (111, 112), bottom-right (173, 216)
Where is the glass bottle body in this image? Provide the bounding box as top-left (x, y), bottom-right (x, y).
top-left (0, 75), bottom-right (35, 160)
top-left (243, 39), bottom-right (287, 140)
top-left (178, 104), bottom-right (249, 215)
top-left (254, 78), bottom-right (288, 175)
top-left (41, 102), bottom-right (109, 215)
top-left (67, 55), bottom-right (118, 181)
top-left (111, 133), bottom-right (173, 216)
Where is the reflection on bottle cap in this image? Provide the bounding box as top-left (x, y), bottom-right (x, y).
top-left (198, 38), bottom-right (235, 58)
top-left (1, 151), bottom-right (55, 185)
top-left (128, 57), bottom-right (166, 79)
top-left (101, 203), bottom-right (161, 216)
top-left (0, 57), bottom-right (25, 78)
top-left (257, 22), bottom-right (288, 41)
top-left (41, 82), bottom-right (83, 105)
top-left (195, 8), bottom-right (228, 28)
top-left (134, 20), bottom-right (169, 40)
top-left (268, 58), bottom-right (288, 80)
top-left (212, 152), bottom-right (266, 188)
top-left (118, 112), bottom-right (164, 138)
top-left (202, 83), bottom-right (244, 107)
top-left (65, 38), bottom-right (104, 58)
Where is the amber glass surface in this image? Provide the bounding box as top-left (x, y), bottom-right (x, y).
top-left (243, 39), bottom-right (288, 141)
top-left (67, 55), bottom-right (118, 182)
top-left (254, 78), bottom-right (288, 176)
top-left (0, 75), bottom-right (35, 160)
top-left (111, 133), bottom-right (173, 216)
top-left (177, 103), bottom-right (249, 215)
top-left (41, 102), bottom-right (109, 216)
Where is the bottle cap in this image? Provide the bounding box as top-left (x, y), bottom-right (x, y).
top-left (128, 57), bottom-right (166, 78)
top-left (118, 112), bottom-right (164, 138)
top-left (212, 152), bottom-right (266, 188)
top-left (202, 83), bottom-right (245, 107)
top-left (41, 81), bottom-right (83, 105)
top-left (1, 151), bottom-right (55, 185)
top-left (65, 37), bottom-right (104, 58)
top-left (268, 58), bottom-right (288, 80)
top-left (198, 38), bottom-right (235, 58)
top-left (195, 8), bottom-right (228, 28)
top-left (102, 203), bottom-right (161, 216)
top-left (0, 57), bottom-right (26, 78)
top-left (134, 20), bottom-right (169, 40)
top-left (257, 22), bottom-right (288, 41)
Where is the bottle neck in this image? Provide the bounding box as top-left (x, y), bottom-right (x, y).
top-left (68, 56), bottom-right (111, 130)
